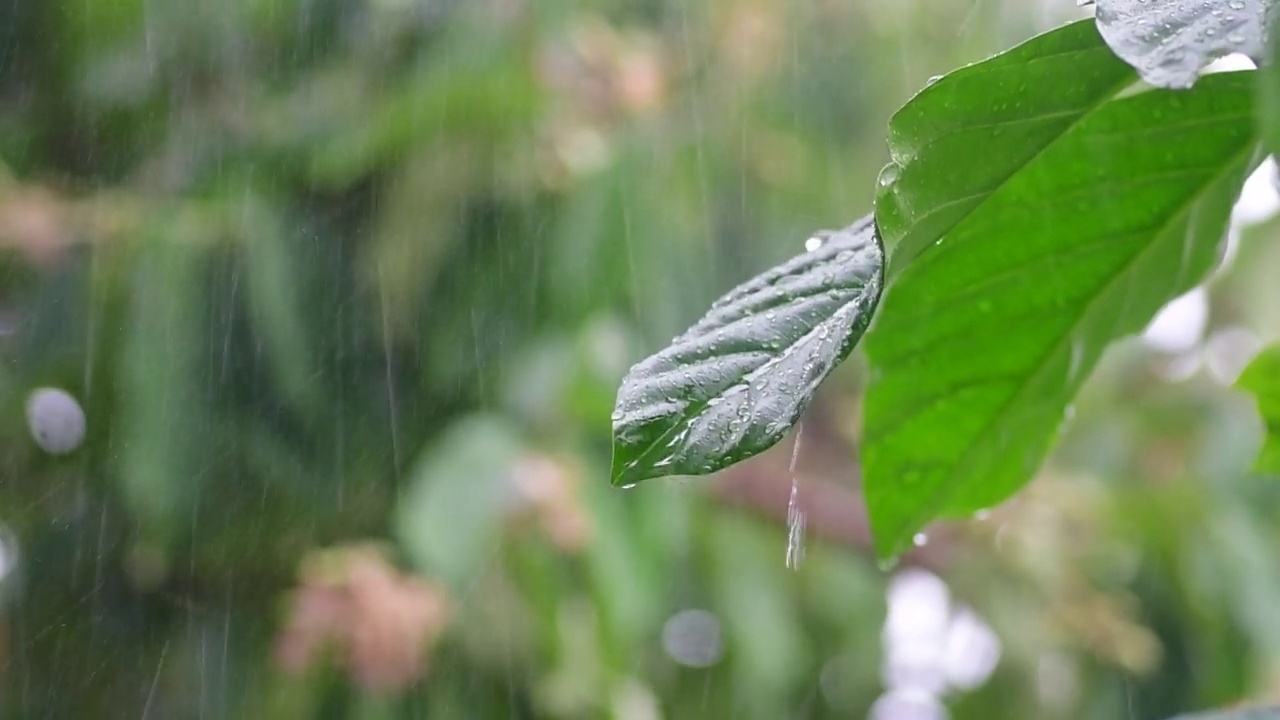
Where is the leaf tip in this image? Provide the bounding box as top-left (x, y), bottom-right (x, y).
top-left (867, 500), bottom-right (928, 570)
top-left (608, 444), bottom-right (642, 488)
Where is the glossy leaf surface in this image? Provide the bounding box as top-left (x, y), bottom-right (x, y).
top-left (1261, 9), bottom-right (1280, 156)
top-left (1165, 708), bottom-right (1280, 720)
top-left (395, 415), bottom-right (523, 590)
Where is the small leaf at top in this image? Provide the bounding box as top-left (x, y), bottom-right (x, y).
top-left (610, 215), bottom-right (884, 487)
top-left (1164, 707), bottom-right (1280, 720)
top-left (878, 19), bottom-right (1136, 275)
top-left (1093, 0), bottom-right (1274, 89)
top-left (864, 71), bottom-right (1262, 563)
top-left (1236, 346), bottom-right (1280, 474)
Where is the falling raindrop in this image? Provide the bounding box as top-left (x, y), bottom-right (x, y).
top-left (805, 236), bottom-right (825, 252)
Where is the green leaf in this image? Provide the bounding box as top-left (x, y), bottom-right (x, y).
top-left (233, 194), bottom-right (323, 415)
top-left (1093, 0), bottom-right (1273, 89)
top-left (877, 19), bottom-right (1136, 274)
top-left (394, 415), bottom-right (523, 591)
top-left (864, 70), bottom-right (1263, 563)
top-left (1164, 708), bottom-right (1280, 720)
top-left (610, 216), bottom-right (884, 487)
top-left (115, 226), bottom-right (216, 548)
top-left (1236, 346), bottom-right (1280, 474)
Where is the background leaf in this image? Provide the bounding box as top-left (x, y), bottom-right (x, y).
top-left (1235, 345), bottom-right (1280, 474)
top-left (610, 216), bottom-right (883, 486)
top-left (864, 71), bottom-right (1262, 562)
top-left (395, 415), bottom-right (522, 592)
top-left (878, 19), bottom-right (1135, 273)
top-left (1093, 0), bottom-right (1273, 89)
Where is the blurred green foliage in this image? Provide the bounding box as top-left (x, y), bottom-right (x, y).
top-left (1, 0), bottom-right (1280, 718)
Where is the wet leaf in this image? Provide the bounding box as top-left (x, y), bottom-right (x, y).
top-left (878, 19), bottom-right (1136, 274)
top-left (1236, 345), bottom-right (1280, 474)
top-left (1093, 0), bottom-right (1273, 89)
top-left (864, 71), bottom-right (1262, 562)
top-left (609, 216), bottom-right (884, 487)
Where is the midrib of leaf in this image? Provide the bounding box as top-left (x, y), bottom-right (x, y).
top-left (883, 137), bottom-right (1262, 541)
